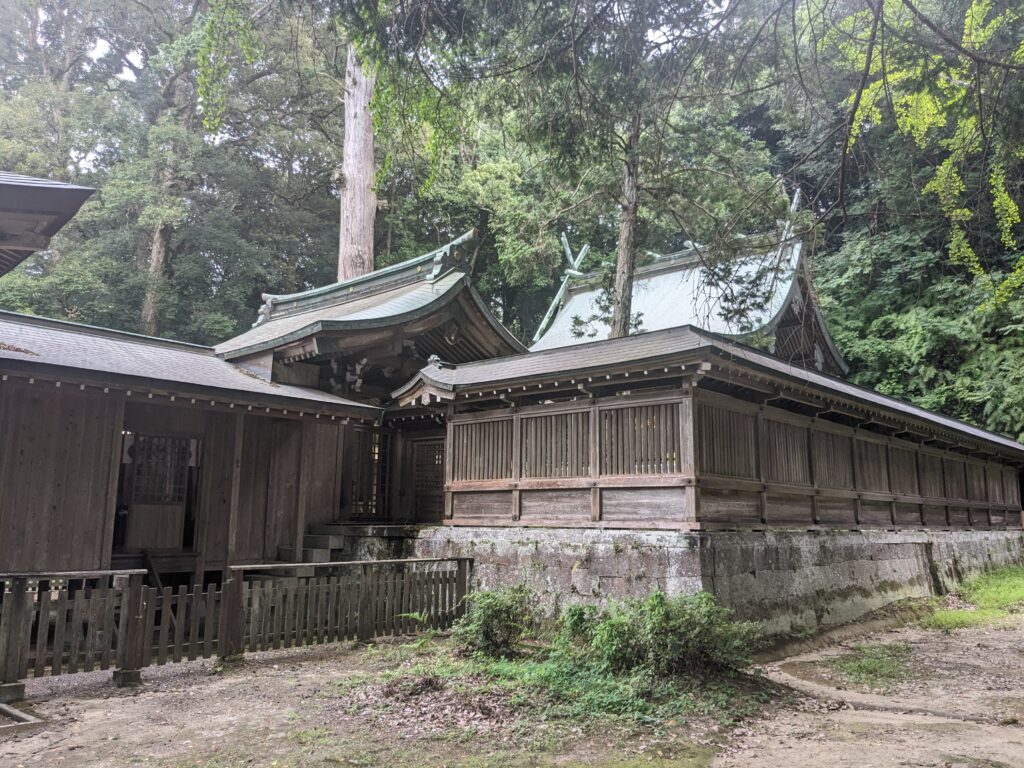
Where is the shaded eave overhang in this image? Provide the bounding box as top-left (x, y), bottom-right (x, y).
top-left (218, 273), bottom-right (526, 361)
top-left (0, 175), bottom-right (95, 276)
top-left (394, 327), bottom-right (1024, 463)
top-left (0, 357), bottom-right (381, 423)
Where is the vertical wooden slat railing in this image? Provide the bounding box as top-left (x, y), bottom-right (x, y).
top-left (219, 557), bottom-right (472, 659)
top-left (0, 557), bottom-right (472, 702)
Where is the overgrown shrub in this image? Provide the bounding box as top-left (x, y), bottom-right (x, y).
top-left (558, 591), bottom-right (760, 676)
top-left (452, 584), bottom-right (540, 658)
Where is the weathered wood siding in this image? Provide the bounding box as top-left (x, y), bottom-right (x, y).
top-left (0, 380), bottom-right (124, 571)
top-left (694, 390), bottom-right (1022, 530)
top-left (1, 381), bottom-right (349, 574)
top-left (445, 390), bottom-right (695, 529)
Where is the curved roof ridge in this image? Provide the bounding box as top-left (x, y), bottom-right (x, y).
top-left (251, 229), bottom-right (477, 326)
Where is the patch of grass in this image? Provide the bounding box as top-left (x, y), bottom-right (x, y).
top-left (961, 566), bottom-right (1024, 611)
top-left (376, 638), bottom-right (770, 726)
top-left (921, 566), bottom-right (1024, 633)
top-left (288, 726), bottom-right (332, 746)
top-left (920, 608), bottom-right (1006, 632)
top-left (825, 642), bottom-right (913, 692)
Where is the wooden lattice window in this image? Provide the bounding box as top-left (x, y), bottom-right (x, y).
top-left (451, 419), bottom-right (513, 481)
top-left (521, 411), bottom-right (590, 478)
top-left (413, 439), bottom-right (445, 519)
top-left (132, 436), bottom-right (189, 504)
top-left (601, 403), bottom-right (681, 476)
top-left (350, 428), bottom-right (389, 517)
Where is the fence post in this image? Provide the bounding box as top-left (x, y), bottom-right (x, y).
top-left (357, 563), bottom-right (373, 643)
top-left (454, 559), bottom-right (473, 620)
top-left (0, 577), bottom-right (30, 703)
top-left (218, 572), bottom-right (245, 661)
top-left (113, 573), bottom-right (144, 688)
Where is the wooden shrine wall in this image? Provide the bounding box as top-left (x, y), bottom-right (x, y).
top-left (0, 379), bottom-right (124, 572)
top-left (0, 376), bottom-right (352, 574)
top-left (444, 390), bottom-right (696, 529)
top-left (443, 386), bottom-right (1022, 531)
top-left (230, 417), bottom-right (345, 564)
top-left (693, 390), bottom-right (1023, 530)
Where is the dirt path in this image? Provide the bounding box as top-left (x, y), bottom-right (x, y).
top-left (715, 617), bottom-right (1024, 768)
top-left (2, 616), bottom-right (1023, 767)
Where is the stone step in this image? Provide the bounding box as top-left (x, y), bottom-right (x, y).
top-left (307, 523), bottom-right (356, 536)
top-left (277, 546), bottom-right (331, 564)
top-left (302, 534), bottom-right (348, 549)
top-left (307, 523), bottom-right (419, 537)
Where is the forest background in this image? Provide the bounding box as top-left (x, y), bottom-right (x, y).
top-left (1, 0), bottom-right (1023, 437)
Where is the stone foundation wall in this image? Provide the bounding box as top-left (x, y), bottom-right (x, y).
top-left (335, 525), bottom-right (1024, 635)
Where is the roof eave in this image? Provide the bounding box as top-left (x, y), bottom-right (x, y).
top-left (0, 358), bottom-right (381, 420)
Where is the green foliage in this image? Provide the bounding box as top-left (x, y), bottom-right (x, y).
top-left (961, 565), bottom-right (1024, 610)
top-left (825, 643), bottom-right (913, 692)
top-left (389, 590), bottom-right (767, 724)
top-left (452, 585), bottom-right (541, 658)
top-left (920, 566), bottom-right (1024, 632)
top-left (919, 607), bottom-right (1006, 632)
top-left (557, 592), bottom-right (761, 678)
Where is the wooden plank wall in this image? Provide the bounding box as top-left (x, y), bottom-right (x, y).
top-left (235, 417), bottom-right (344, 563)
top-left (446, 390), bottom-right (695, 529)
top-left (694, 390), bottom-right (1023, 530)
top-left (0, 380), bottom-right (124, 571)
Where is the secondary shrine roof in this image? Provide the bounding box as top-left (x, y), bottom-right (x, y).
top-left (531, 237), bottom-right (803, 351)
top-left (215, 230), bottom-right (525, 361)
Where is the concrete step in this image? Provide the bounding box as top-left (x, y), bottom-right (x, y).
top-left (277, 546), bottom-right (331, 564)
top-left (307, 523), bottom-right (356, 536)
top-left (307, 523), bottom-right (419, 537)
top-left (302, 534), bottom-right (348, 549)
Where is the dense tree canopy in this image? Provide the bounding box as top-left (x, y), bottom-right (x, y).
top-left (1, 0), bottom-right (1023, 437)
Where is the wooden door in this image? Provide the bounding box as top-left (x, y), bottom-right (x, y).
top-left (412, 438), bottom-right (445, 522)
top-left (117, 434), bottom-right (199, 552)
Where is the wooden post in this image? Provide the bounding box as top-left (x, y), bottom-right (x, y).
top-left (113, 573), bottom-right (145, 687)
top-left (454, 558), bottom-right (472, 619)
top-left (512, 409), bottom-right (522, 521)
top-left (885, 439), bottom-right (897, 528)
top-left (226, 414), bottom-right (245, 568)
top-left (589, 400), bottom-right (601, 521)
top-left (914, 448), bottom-right (926, 527)
top-left (357, 563), bottom-right (373, 642)
top-left (218, 572), bottom-right (245, 661)
top-left (100, 394), bottom-right (126, 569)
top-left (756, 407), bottom-right (768, 526)
top-left (678, 388), bottom-right (698, 525)
top-left (293, 422), bottom-right (310, 558)
top-left (807, 421), bottom-right (819, 526)
top-left (0, 577), bottom-right (30, 702)
top-left (443, 409), bottom-right (455, 519)
top-left (851, 435), bottom-right (862, 527)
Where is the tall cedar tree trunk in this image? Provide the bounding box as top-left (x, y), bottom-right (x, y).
top-left (610, 115), bottom-right (641, 338)
top-left (140, 222), bottom-right (171, 335)
top-left (338, 47), bottom-right (377, 281)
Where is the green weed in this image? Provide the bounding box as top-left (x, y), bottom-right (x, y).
top-left (961, 566), bottom-right (1024, 611)
top-left (920, 566), bottom-right (1024, 632)
top-left (825, 642), bottom-right (912, 691)
top-left (920, 608), bottom-right (1006, 631)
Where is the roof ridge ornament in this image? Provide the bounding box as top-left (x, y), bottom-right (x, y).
top-left (532, 232), bottom-right (590, 344)
top-left (253, 294), bottom-right (275, 327)
top-left (429, 228), bottom-right (477, 282)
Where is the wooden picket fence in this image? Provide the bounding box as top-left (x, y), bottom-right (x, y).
top-left (0, 557), bottom-right (472, 701)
